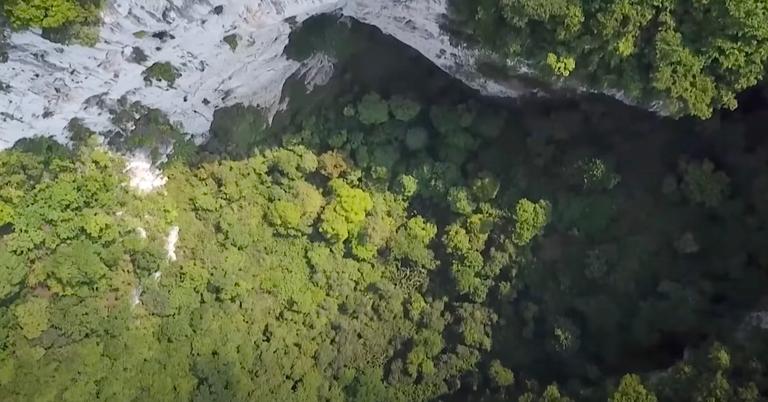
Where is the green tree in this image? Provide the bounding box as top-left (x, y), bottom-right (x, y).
top-left (541, 384), bottom-right (573, 402)
top-left (346, 370), bottom-right (391, 402)
top-left (512, 198), bottom-right (551, 245)
top-left (351, 198), bottom-right (398, 261)
top-left (389, 96), bottom-right (421, 122)
top-left (268, 200), bottom-right (303, 234)
top-left (652, 28), bottom-right (717, 118)
top-left (568, 157), bottom-right (620, 191)
top-left (0, 246), bottom-right (26, 299)
top-left (291, 181), bottom-right (324, 226)
top-left (395, 174), bottom-right (418, 198)
top-left (389, 216), bottom-right (438, 270)
top-left (610, 374), bottom-right (657, 402)
top-left (457, 303), bottom-right (496, 351)
top-left (448, 186), bottom-right (477, 215)
top-left (489, 359), bottom-right (515, 387)
top-left (455, 0), bottom-right (768, 117)
top-left (357, 93), bottom-right (390, 125)
top-left (4, 0), bottom-right (87, 28)
top-left (546, 53), bottom-right (576, 77)
top-left (206, 104), bottom-right (268, 157)
top-left (14, 297), bottom-right (50, 339)
top-left (318, 150), bottom-right (348, 178)
top-left (319, 179), bottom-right (374, 244)
top-left (471, 173), bottom-right (500, 202)
top-left (35, 240), bottom-right (109, 296)
top-left (679, 159), bottom-right (730, 207)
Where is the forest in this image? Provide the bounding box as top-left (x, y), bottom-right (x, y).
top-left (448, 0), bottom-right (768, 118)
top-left (1, 1), bottom-right (768, 402)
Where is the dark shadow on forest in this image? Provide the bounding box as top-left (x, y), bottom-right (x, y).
top-left (8, 12), bottom-right (768, 401)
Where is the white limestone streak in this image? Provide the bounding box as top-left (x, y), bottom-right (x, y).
top-left (166, 225), bottom-right (179, 262)
top-left (123, 152), bottom-right (168, 193)
top-left (136, 227), bottom-right (148, 238)
top-left (131, 286), bottom-right (142, 306)
top-left (297, 52), bottom-right (336, 92)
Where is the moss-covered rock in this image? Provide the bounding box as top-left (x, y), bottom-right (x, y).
top-left (142, 62), bottom-right (181, 86)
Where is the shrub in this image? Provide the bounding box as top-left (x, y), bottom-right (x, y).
top-left (143, 62), bottom-right (181, 86)
top-left (569, 157), bottom-right (621, 191)
top-left (223, 34), bottom-right (238, 51)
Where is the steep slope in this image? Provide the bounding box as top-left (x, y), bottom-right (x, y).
top-left (0, 0), bottom-right (523, 147)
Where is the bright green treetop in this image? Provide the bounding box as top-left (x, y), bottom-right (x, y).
top-left (512, 198), bottom-right (551, 245)
top-left (610, 374), bottom-right (657, 402)
top-left (319, 179), bottom-right (374, 244)
top-left (488, 359), bottom-right (515, 387)
top-left (4, 0), bottom-right (87, 28)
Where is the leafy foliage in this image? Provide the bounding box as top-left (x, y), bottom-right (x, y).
top-left (13, 297), bottom-right (50, 339)
top-left (319, 179), bottom-right (374, 244)
top-left (452, 0), bottom-right (768, 117)
top-left (142, 62), bottom-right (181, 86)
top-left (568, 157), bottom-right (620, 191)
top-left (357, 92), bottom-right (390, 125)
top-left (389, 96), bottom-right (422, 122)
top-left (610, 374), bottom-right (656, 402)
top-left (205, 104), bottom-right (268, 158)
top-left (678, 159), bottom-right (730, 207)
top-left (512, 198), bottom-right (550, 245)
top-left (4, 0), bottom-right (104, 46)
top-left (1, 86), bottom-right (767, 402)
top-left (5, 0), bottom-right (87, 28)
top-left (488, 359), bottom-right (515, 388)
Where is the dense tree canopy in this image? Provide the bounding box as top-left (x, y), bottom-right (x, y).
top-left (4, 0), bottom-right (87, 28)
top-left (2, 0), bottom-right (102, 45)
top-left (451, 0), bottom-right (768, 118)
top-left (1, 10), bottom-right (767, 402)
top-left (1, 82), bottom-right (767, 401)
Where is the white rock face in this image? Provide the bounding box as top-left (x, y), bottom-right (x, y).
top-left (136, 226), bottom-right (148, 238)
top-left (0, 0), bottom-right (526, 148)
top-left (166, 225), bottom-right (179, 261)
top-left (341, 0), bottom-right (524, 97)
top-left (124, 151), bottom-right (168, 193)
top-left (131, 286), bottom-right (142, 306)
top-left (0, 0), bottom-right (344, 146)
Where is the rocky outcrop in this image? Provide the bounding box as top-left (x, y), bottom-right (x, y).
top-left (0, 0), bottom-right (525, 148)
top-left (342, 0), bottom-right (525, 97)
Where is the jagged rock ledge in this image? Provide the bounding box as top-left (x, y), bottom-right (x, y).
top-left (0, 0), bottom-right (526, 149)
